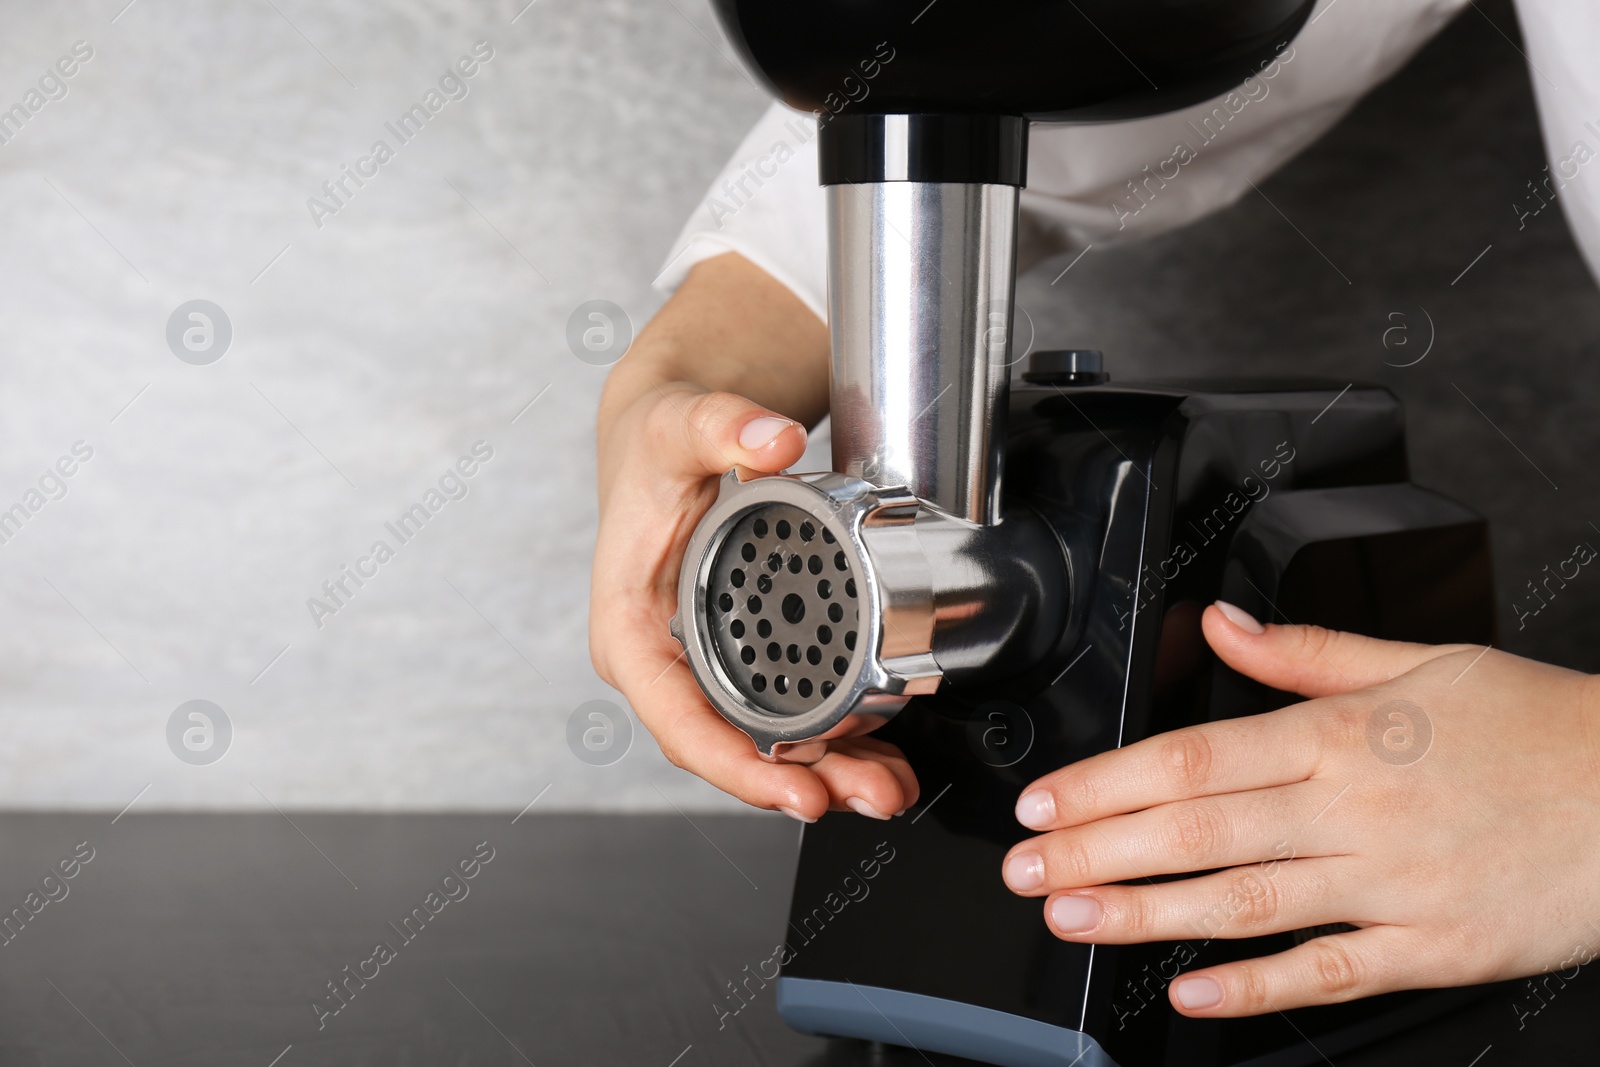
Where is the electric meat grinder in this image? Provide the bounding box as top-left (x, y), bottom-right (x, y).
top-left (670, 3), bottom-right (1498, 1064)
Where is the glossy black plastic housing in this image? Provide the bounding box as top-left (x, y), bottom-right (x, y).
top-left (778, 380), bottom-right (1497, 1067)
top-left (709, 0), bottom-right (1316, 122)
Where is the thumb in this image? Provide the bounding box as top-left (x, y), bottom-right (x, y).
top-left (1202, 601), bottom-right (1465, 698)
top-left (654, 388), bottom-right (807, 478)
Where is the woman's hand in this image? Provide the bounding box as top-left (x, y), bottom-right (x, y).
top-left (589, 253), bottom-right (919, 823)
top-left (1001, 602), bottom-right (1600, 1017)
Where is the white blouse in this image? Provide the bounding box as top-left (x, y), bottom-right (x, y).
top-left (659, 0), bottom-right (1600, 318)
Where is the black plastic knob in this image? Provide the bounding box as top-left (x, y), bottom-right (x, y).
top-left (1023, 349), bottom-right (1108, 386)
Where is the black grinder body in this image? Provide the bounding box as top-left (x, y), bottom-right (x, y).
top-left (770, 377), bottom-right (1496, 1067)
top-left (680, 5), bottom-right (1498, 1062)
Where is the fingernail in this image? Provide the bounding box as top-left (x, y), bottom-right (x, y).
top-left (1003, 851), bottom-right (1045, 891)
top-left (1049, 894), bottom-right (1102, 933)
top-left (1015, 789), bottom-right (1055, 830)
top-left (845, 797), bottom-right (892, 821)
top-left (893, 808), bottom-right (908, 817)
top-left (1215, 601), bottom-right (1265, 635)
top-left (1174, 976), bottom-right (1224, 1010)
top-left (739, 416), bottom-right (796, 451)
top-left (777, 806), bottom-right (816, 824)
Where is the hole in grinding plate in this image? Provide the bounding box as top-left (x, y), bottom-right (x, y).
top-left (781, 593), bottom-right (806, 624)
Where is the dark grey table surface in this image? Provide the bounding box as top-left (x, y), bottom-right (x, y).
top-left (0, 813), bottom-right (1590, 1067)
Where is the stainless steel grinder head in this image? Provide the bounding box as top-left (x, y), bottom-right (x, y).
top-left (671, 469), bottom-right (943, 757)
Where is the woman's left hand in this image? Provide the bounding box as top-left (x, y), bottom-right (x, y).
top-left (1001, 602), bottom-right (1600, 1017)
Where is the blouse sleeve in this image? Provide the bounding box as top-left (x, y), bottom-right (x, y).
top-left (1512, 0), bottom-right (1600, 284)
top-left (654, 102), bottom-right (829, 322)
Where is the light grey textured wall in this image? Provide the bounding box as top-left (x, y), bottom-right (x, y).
top-left (0, 0), bottom-right (774, 810)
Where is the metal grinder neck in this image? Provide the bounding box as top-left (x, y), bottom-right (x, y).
top-left (821, 114), bottom-right (1028, 526)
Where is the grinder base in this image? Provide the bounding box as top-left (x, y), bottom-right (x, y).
top-left (771, 378), bottom-right (1498, 1067)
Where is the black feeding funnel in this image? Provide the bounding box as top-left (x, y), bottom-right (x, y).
top-left (711, 0), bottom-right (1316, 184)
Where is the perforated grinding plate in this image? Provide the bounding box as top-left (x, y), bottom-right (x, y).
top-left (706, 502), bottom-right (863, 716)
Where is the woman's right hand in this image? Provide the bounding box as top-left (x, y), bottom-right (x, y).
top-left (588, 254), bottom-right (920, 823)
